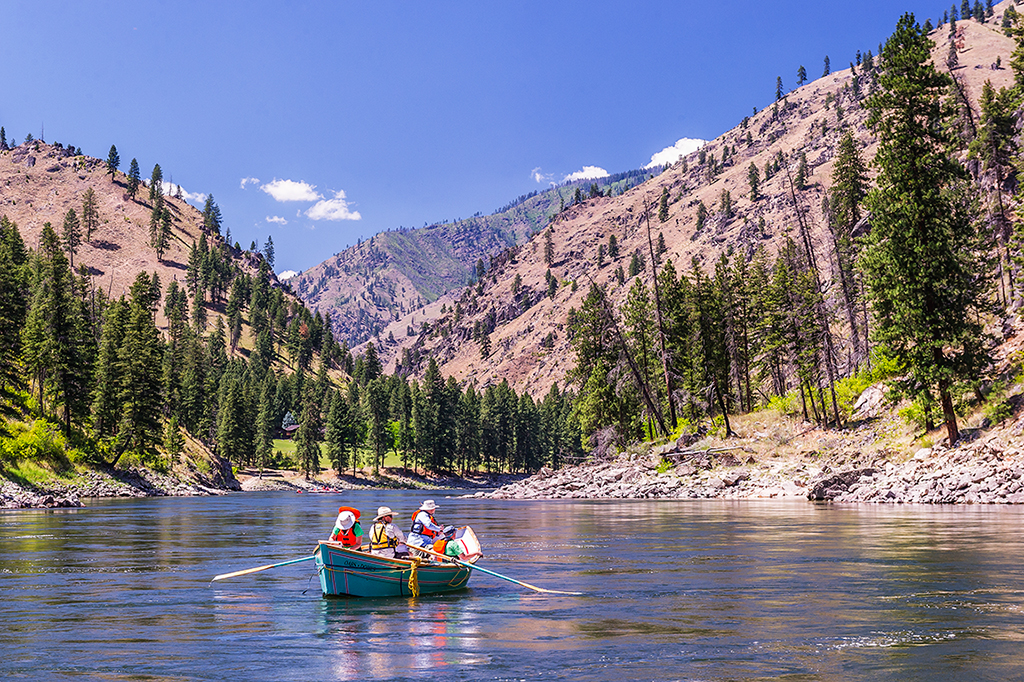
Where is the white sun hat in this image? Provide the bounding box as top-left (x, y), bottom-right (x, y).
top-left (418, 499), bottom-right (438, 511)
top-left (336, 510), bottom-right (356, 530)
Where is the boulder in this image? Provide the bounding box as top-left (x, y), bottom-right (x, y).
top-left (807, 468), bottom-right (876, 501)
top-left (851, 383), bottom-right (886, 421)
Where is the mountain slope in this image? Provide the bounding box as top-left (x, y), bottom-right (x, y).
top-left (291, 168), bottom-right (654, 346)
top-left (359, 9), bottom-right (1016, 398)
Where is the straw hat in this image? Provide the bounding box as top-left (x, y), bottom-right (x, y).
top-left (418, 499), bottom-right (438, 512)
top-left (336, 510), bottom-right (356, 530)
top-left (374, 506), bottom-right (395, 521)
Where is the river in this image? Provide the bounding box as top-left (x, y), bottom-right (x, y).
top-left (1, 490), bottom-right (1022, 681)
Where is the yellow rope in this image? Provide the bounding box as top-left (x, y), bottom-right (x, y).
top-left (408, 559), bottom-right (420, 598)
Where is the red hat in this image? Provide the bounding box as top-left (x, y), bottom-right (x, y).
top-left (337, 506), bottom-right (361, 519)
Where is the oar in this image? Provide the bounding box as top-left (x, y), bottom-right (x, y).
top-left (413, 544), bottom-right (582, 596)
top-left (211, 555), bottom-right (316, 582)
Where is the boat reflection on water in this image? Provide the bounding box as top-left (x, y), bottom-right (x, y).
top-left (317, 596), bottom-right (489, 680)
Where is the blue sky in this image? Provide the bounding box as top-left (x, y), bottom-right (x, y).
top-left (3, 0), bottom-right (948, 274)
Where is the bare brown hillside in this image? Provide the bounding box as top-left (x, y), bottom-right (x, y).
top-left (360, 6), bottom-right (1017, 397)
top-left (0, 141), bottom-right (276, 333)
top-left (0, 145), bottom-right (204, 295)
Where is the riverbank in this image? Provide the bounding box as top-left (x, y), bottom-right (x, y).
top-left (472, 407), bottom-right (1024, 504)
top-left (234, 466), bottom-right (527, 493)
top-left (0, 462), bottom-right (528, 509)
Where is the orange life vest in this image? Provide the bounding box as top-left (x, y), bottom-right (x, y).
top-left (332, 506), bottom-right (362, 548)
top-left (410, 510), bottom-right (438, 538)
top-left (333, 526), bottom-right (361, 547)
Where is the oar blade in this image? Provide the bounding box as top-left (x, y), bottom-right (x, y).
top-left (212, 563), bottom-right (278, 581)
top-left (414, 543), bottom-right (582, 596)
top-left (211, 555), bottom-right (316, 582)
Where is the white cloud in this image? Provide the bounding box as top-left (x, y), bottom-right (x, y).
top-left (266, 215), bottom-right (288, 225)
top-left (161, 182), bottom-right (206, 204)
top-left (240, 177), bottom-right (260, 189)
top-left (645, 137), bottom-right (707, 169)
top-left (564, 166), bottom-right (610, 182)
top-left (531, 167), bottom-right (554, 184)
top-left (278, 270), bottom-right (299, 280)
top-left (305, 190), bottom-right (361, 221)
top-left (261, 178), bottom-right (321, 202)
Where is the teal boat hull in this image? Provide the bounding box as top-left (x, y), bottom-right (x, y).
top-left (314, 541), bottom-right (471, 598)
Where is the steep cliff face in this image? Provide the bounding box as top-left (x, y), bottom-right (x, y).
top-left (355, 14), bottom-right (1015, 398)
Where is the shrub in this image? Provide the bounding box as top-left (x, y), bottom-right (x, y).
top-left (0, 420), bottom-right (75, 472)
top-left (766, 392), bottom-right (798, 416)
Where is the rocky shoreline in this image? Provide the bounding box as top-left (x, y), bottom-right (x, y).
top-left (471, 432), bottom-right (1024, 505)
top-left (0, 468), bottom-right (235, 509)
top-left (6, 430), bottom-right (1024, 509)
top-left (0, 464), bottom-right (528, 509)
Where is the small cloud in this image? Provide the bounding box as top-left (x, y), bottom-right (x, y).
top-left (240, 177), bottom-right (260, 189)
top-left (278, 270), bottom-right (299, 280)
top-left (266, 216), bottom-right (288, 225)
top-left (261, 178), bottom-right (321, 202)
top-left (531, 167), bottom-right (554, 184)
top-left (645, 137), bottom-right (706, 169)
top-left (161, 182), bottom-right (206, 204)
top-left (564, 165), bottom-right (610, 182)
top-left (306, 190), bottom-right (361, 221)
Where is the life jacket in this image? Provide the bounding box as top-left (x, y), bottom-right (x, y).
top-left (334, 525), bottom-right (361, 548)
top-left (410, 510), bottom-right (438, 538)
top-left (333, 506), bottom-right (363, 548)
top-left (432, 537), bottom-right (449, 555)
top-left (370, 522), bottom-right (399, 551)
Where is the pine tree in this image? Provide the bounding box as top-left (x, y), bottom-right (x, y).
top-left (973, 81), bottom-right (1017, 303)
top-left (776, 76), bottom-right (784, 101)
top-left (294, 381), bottom-right (322, 479)
top-left (127, 158), bottom-right (141, 200)
top-left (203, 195), bottom-right (223, 236)
top-left (216, 370), bottom-right (248, 465)
top-left (324, 388), bottom-right (351, 475)
top-left (148, 164), bottom-right (163, 206)
top-left (608, 234), bottom-right (619, 259)
top-left (748, 163), bottom-right (760, 200)
top-left (823, 55), bottom-right (831, 77)
top-left (828, 131), bottom-right (868, 356)
top-left (23, 224), bottom-right (94, 431)
top-left (117, 274), bottom-right (164, 457)
top-left (794, 152), bottom-right (808, 190)
top-left (81, 187), bottom-right (99, 242)
top-left (264, 234), bottom-right (275, 269)
top-left (658, 187), bottom-right (670, 222)
top-left (797, 65), bottom-right (807, 86)
top-left (0, 217), bottom-right (28, 392)
top-left (0, 127), bottom-right (7, 151)
top-left (164, 415), bottom-right (184, 462)
top-left (363, 376), bottom-right (390, 473)
top-left (91, 298), bottom-right (128, 437)
top-left (106, 145), bottom-right (120, 181)
top-left (61, 208), bottom-right (81, 272)
top-left (862, 13), bottom-right (992, 445)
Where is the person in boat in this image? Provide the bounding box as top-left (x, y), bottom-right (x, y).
top-left (407, 499), bottom-right (447, 556)
top-left (368, 506), bottom-right (408, 559)
top-left (329, 506), bottom-right (363, 549)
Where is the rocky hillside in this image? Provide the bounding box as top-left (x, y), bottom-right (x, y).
top-left (290, 168), bottom-right (654, 346)
top-left (0, 140), bottom-right (277, 329)
top-left (356, 8), bottom-right (1016, 399)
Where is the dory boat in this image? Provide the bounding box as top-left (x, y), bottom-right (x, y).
top-left (314, 526), bottom-right (482, 598)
